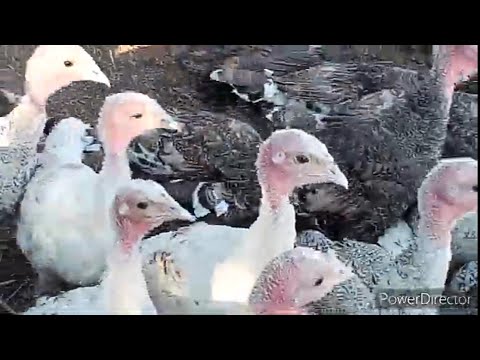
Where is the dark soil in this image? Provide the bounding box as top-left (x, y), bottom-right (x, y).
top-left (0, 223), bottom-right (35, 314)
top-left (0, 45), bottom-right (477, 314)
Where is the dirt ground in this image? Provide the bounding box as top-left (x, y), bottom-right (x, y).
top-left (0, 224), bottom-right (34, 314)
top-left (0, 45), bottom-right (477, 315)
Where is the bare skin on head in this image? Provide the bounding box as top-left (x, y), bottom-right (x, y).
top-left (248, 246), bottom-right (354, 315)
top-left (433, 45), bottom-right (478, 93)
top-left (105, 180), bottom-right (195, 315)
top-left (210, 129), bottom-right (348, 303)
top-left (97, 92), bottom-right (181, 156)
top-left (382, 159), bottom-right (478, 310)
top-left (95, 92), bottom-right (183, 194)
top-left (142, 128), bottom-right (349, 308)
top-left (291, 158), bottom-right (478, 314)
top-left (17, 92), bottom-right (182, 297)
top-left (23, 179), bottom-right (195, 315)
top-left (417, 157), bottom-right (478, 249)
top-left (113, 180), bottom-right (196, 254)
top-left (276, 45), bottom-right (478, 244)
top-left (255, 128), bottom-right (348, 210)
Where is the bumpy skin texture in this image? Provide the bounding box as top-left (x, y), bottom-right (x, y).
top-left (46, 79), bottom-right (266, 229)
top-left (248, 246), bottom-right (376, 315)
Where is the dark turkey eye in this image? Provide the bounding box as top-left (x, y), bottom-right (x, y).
top-left (295, 155), bottom-right (310, 164)
top-left (137, 202), bottom-right (148, 210)
top-left (64, 60), bottom-right (73, 67)
top-left (473, 185), bottom-right (478, 192)
top-left (314, 278), bottom-right (323, 286)
top-left (132, 113), bottom-right (143, 119)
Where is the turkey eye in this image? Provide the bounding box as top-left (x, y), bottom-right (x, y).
top-left (132, 113), bottom-right (143, 119)
top-left (137, 202), bottom-right (148, 209)
top-left (314, 278), bottom-right (323, 286)
top-left (64, 60), bottom-right (73, 67)
top-left (473, 185), bottom-right (478, 192)
top-left (295, 155), bottom-right (310, 164)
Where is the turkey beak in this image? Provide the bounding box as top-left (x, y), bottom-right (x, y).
top-left (159, 113), bottom-right (184, 133)
top-left (85, 64), bottom-right (111, 87)
top-left (312, 161), bottom-right (349, 190)
top-left (172, 206), bottom-right (196, 222)
top-left (162, 199), bottom-right (196, 222)
top-left (326, 162), bottom-right (348, 190)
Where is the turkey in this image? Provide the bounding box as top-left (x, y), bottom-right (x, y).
top-left (24, 179), bottom-right (195, 315)
top-left (296, 157), bottom-right (478, 314)
top-left (17, 92), bottom-right (181, 295)
top-left (141, 128), bottom-right (348, 305)
top-left (0, 45), bottom-right (110, 223)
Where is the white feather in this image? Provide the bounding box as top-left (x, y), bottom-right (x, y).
top-left (1, 96), bottom-right (47, 216)
top-left (142, 198), bottom-right (297, 305)
top-left (191, 182), bottom-right (210, 218)
top-left (25, 249), bottom-right (156, 315)
top-left (17, 122), bottom-right (131, 286)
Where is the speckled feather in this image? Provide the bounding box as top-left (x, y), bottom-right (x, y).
top-left (40, 47), bottom-right (273, 231)
top-left (191, 45), bottom-right (326, 78)
top-left (270, 56), bottom-right (457, 243)
top-left (273, 61), bottom-right (477, 161)
top-left (307, 276), bottom-right (377, 315)
top-left (443, 261), bottom-right (478, 313)
top-left (34, 46), bottom-right (476, 243)
top-left (273, 61), bottom-right (419, 111)
top-left (442, 91), bottom-right (477, 159)
top-left (0, 67), bottom-right (23, 117)
top-left (210, 45), bottom-right (327, 95)
top-left (446, 261), bottom-right (478, 296)
top-left (296, 230), bottom-right (454, 315)
top-left (296, 226), bottom-right (459, 305)
top-left (129, 110), bottom-right (265, 228)
top-left (250, 243), bottom-right (377, 315)
top-left (0, 144), bottom-right (39, 221)
top-left (296, 230), bottom-right (395, 290)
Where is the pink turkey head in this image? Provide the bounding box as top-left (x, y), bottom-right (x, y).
top-left (256, 129), bottom-right (348, 209)
top-left (24, 45), bottom-right (110, 108)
